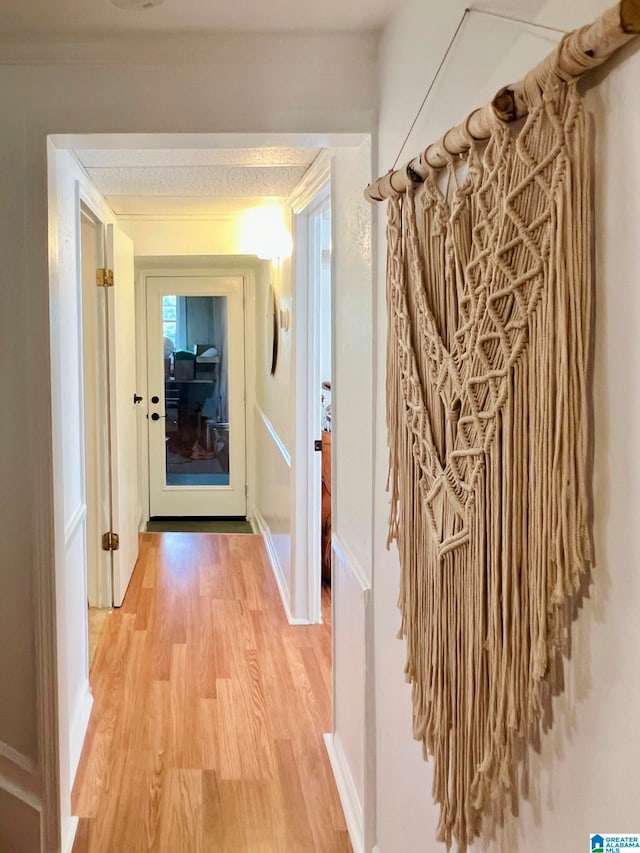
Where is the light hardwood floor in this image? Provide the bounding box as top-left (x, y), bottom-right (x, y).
top-left (72, 532), bottom-right (351, 853)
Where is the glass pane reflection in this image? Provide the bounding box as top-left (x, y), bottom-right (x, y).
top-left (162, 295), bottom-right (230, 487)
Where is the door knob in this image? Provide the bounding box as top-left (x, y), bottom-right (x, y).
top-left (151, 395), bottom-right (160, 404)
top-left (150, 412), bottom-right (166, 421)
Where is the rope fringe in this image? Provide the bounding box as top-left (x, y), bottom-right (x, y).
top-left (385, 69), bottom-right (592, 849)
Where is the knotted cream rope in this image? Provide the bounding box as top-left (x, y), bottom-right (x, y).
top-left (385, 59), bottom-right (593, 850)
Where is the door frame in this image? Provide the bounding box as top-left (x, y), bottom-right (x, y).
top-left (79, 204), bottom-right (112, 609)
top-left (135, 260), bottom-right (257, 527)
top-left (289, 153), bottom-right (332, 624)
top-left (46, 143), bottom-right (123, 848)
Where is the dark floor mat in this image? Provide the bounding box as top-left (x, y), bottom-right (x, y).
top-left (146, 518), bottom-right (254, 534)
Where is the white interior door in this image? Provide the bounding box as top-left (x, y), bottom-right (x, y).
top-left (146, 274), bottom-right (246, 517)
top-left (106, 224), bottom-right (140, 606)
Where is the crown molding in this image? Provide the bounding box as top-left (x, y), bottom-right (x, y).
top-left (287, 150), bottom-right (331, 214)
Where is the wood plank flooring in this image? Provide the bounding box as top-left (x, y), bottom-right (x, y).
top-left (72, 533), bottom-right (351, 853)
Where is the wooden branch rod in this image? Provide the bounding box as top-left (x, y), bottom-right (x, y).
top-left (365, 0), bottom-right (640, 202)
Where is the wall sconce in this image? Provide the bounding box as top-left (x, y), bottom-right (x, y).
top-left (239, 205), bottom-right (293, 261)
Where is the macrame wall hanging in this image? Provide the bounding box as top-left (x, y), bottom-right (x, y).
top-left (366, 2), bottom-right (640, 849)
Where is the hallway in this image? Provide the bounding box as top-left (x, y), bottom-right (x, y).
top-left (72, 533), bottom-right (351, 852)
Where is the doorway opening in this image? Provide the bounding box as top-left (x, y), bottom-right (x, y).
top-left (48, 132), bottom-right (372, 850)
top-left (291, 160), bottom-right (332, 625)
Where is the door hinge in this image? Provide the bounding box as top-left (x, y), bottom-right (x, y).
top-left (102, 531), bottom-right (120, 552)
top-left (96, 268), bottom-right (114, 288)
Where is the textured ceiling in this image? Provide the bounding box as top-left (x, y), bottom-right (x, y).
top-left (74, 146), bottom-right (319, 215)
top-left (0, 0), bottom-right (404, 38)
top-left (83, 165), bottom-right (311, 197)
top-left (75, 147), bottom-right (319, 168)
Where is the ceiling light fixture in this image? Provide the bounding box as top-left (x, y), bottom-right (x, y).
top-left (110, 0), bottom-right (165, 9)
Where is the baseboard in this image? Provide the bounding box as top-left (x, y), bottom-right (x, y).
top-left (253, 508), bottom-right (308, 625)
top-left (324, 733), bottom-right (365, 853)
top-left (62, 814), bottom-right (79, 853)
top-left (69, 682), bottom-right (93, 786)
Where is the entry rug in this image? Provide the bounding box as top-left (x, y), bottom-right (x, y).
top-left (146, 517), bottom-right (254, 534)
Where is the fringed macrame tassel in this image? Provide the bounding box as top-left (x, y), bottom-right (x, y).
top-left (385, 67), bottom-right (592, 851)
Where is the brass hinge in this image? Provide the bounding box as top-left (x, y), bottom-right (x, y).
top-left (102, 531), bottom-right (120, 552)
top-left (96, 268), bottom-right (114, 288)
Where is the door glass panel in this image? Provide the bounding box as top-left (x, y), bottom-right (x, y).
top-left (161, 294), bottom-right (230, 487)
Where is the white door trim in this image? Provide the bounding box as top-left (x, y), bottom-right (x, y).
top-left (289, 152), bottom-right (331, 624)
top-left (45, 142), bottom-right (118, 851)
top-left (145, 270), bottom-right (247, 518)
top-left (135, 261), bottom-right (258, 529)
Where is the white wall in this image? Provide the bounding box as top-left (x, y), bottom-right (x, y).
top-left (120, 217), bottom-right (243, 257)
top-left (329, 141), bottom-right (376, 853)
top-left (0, 35), bottom-right (375, 851)
top-left (252, 250), bottom-right (298, 608)
top-left (48, 146), bottom-right (120, 851)
top-left (373, 3), bottom-right (640, 852)
top-left (252, 250), bottom-right (296, 617)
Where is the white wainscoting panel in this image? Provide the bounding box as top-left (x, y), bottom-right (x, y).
top-left (329, 534), bottom-right (374, 853)
top-left (253, 405), bottom-right (303, 624)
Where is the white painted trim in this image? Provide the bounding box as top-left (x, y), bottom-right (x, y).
top-left (46, 142), bottom-right (117, 852)
top-left (79, 181), bottom-right (113, 610)
top-left (0, 743), bottom-right (40, 812)
top-left (119, 213), bottom-right (244, 223)
top-left (0, 742), bottom-right (35, 775)
top-left (253, 509), bottom-right (308, 626)
top-left (324, 733), bottom-right (365, 853)
top-left (289, 172), bottom-right (331, 626)
top-left (331, 533), bottom-right (377, 853)
top-left (145, 272), bottom-right (246, 518)
top-left (51, 132), bottom-right (371, 152)
top-left (288, 151), bottom-right (332, 214)
top-left (332, 532), bottom-right (371, 593)
top-left (134, 267), bottom-right (151, 532)
top-left (64, 503), bottom-right (87, 546)
top-left (68, 683), bottom-right (93, 788)
top-left (244, 270), bottom-right (257, 522)
top-left (63, 816), bottom-right (79, 853)
top-left (255, 403), bottom-right (292, 467)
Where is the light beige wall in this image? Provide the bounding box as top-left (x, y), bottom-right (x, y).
top-left (0, 789), bottom-right (41, 853)
top-left (120, 217), bottom-right (241, 257)
top-left (0, 33), bottom-right (376, 850)
top-left (0, 71), bottom-right (38, 767)
top-left (252, 251), bottom-right (295, 605)
top-left (374, 2), bottom-right (640, 852)
top-left (255, 242), bottom-right (294, 453)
